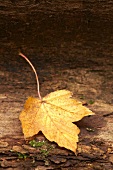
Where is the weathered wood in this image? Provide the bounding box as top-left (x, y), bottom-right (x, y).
top-left (0, 0), bottom-right (113, 19)
top-left (0, 0), bottom-right (113, 169)
top-left (1, 52), bottom-right (113, 169)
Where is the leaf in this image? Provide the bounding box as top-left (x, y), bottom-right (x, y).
top-left (19, 89), bottom-right (94, 153)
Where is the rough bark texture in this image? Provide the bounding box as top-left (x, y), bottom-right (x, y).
top-left (0, 0), bottom-right (113, 169)
top-left (0, 0), bottom-right (113, 17)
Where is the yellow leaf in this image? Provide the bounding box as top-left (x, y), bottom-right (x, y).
top-left (19, 90), bottom-right (94, 153)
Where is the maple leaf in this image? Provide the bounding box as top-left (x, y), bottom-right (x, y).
top-left (19, 53), bottom-right (95, 153)
top-left (19, 90), bottom-right (94, 153)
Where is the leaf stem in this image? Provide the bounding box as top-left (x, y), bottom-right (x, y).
top-left (19, 52), bottom-right (42, 100)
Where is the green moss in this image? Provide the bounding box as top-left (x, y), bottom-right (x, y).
top-left (79, 95), bottom-right (85, 99)
top-left (29, 140), bottom-right (45, 148)
top-left (17, 152), bottom-right (28, 159)
top-left (29, 139), bottom-right (55, 157)
top-left (40, 149), bottom-right (49, 156)
top-left (88, 99), bottom-right (95, 104)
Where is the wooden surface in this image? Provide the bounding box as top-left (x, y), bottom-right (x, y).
top-left (1, 0), bottom-right (113, 19)
top-left (0, 1), bottom-right (113, 169)
top-left (1, 53), bottom-right (113, 169)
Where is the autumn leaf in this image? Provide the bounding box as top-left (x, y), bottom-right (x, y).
top-left (19, 53), bottom-right (95, 153)
top-left (19, 90), bottom-right (94, 153)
